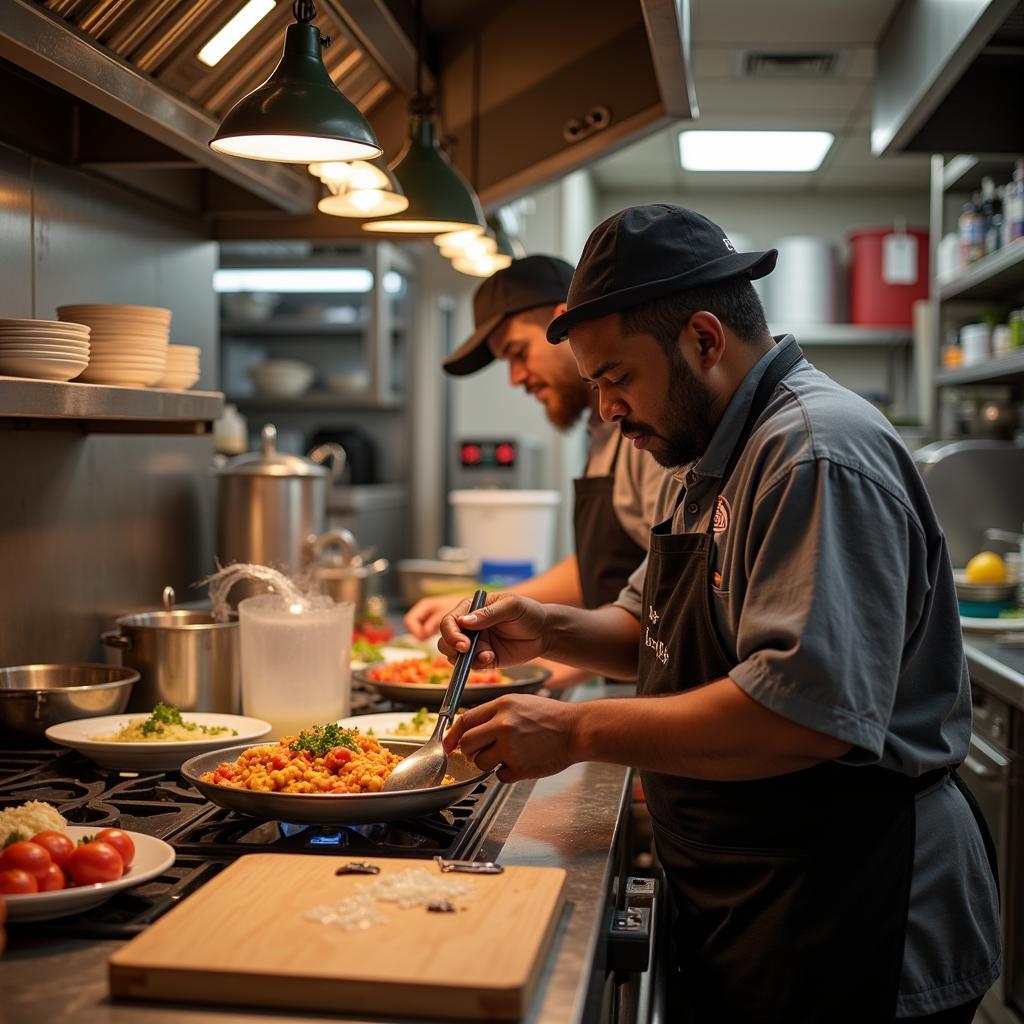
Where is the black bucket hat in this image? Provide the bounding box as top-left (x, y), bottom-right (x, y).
top-left (547, 204), bottom-right (777, 343)
top-left (443, 255), bottom-right (574, 376)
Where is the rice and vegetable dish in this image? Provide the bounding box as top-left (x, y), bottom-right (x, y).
top-left (201, 723), bottom-right (452, 794)
top-left (367, 655), bottom-right (510, 686)
top-left (95, 703), bottom-right (237, 743)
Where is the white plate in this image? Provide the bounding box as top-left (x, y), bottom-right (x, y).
top-left (57, 303), bottom-right (170, 317)
top-left (0, 356), bottom-right (87, 380)
top-left (960, 616), bottom-right (1024, 633)
top-left (335, 711), bottom-right (437, 743)
top-left (4, 826), bottom-right (175, 922)
top-left (0, 345), bottom-right (90, 357)
top-left (45, 712), bottom-right (273, 770)
top-left (78, 369), bottom-right (161, 386)
top-left (86, 357), bottom-right (166, 367)
top-left (0, 317), bottom-right (89, 330)
top-left (0, 329), bottom-right (90, 341)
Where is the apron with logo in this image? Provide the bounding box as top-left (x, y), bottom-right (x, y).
top-left (638, 344), bottom-right (995, 1022)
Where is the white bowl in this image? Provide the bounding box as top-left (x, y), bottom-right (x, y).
top-left (78, 367), bottom-right (163, 386)
top-left (327, 372), bottom-right (370, 396)
top-left (248, 360), bottom-right (315, 397)
top-left (0, 317), bottom-right (89, 331)
top-left (57, 303), bottom-right (171, 319)
top-left (0, 324), bottom-right (90, 337)
top-left (154, 374), bottom-right (199, 390)
top-left (0, 354), bottom-right (88, 379)
top-left (0, 342), bottom-right (90, 354)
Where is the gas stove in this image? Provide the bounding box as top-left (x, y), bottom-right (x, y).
top-left (0, 701), bottom-right (506, 938)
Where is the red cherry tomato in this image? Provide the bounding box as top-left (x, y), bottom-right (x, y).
top-left (0, 868), bottom-right (38, 894)
top-left (0, 841), bottom-right (52, 880)
top-left (66, 841), bottom-right (123, 885)
top-left (36, 863), bottom-right (66, 892)
top-left (31, 831), bottom-right (75, 868)
top-left (95, 829), bottom-right (135, 869)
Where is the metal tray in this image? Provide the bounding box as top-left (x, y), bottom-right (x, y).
top-left (353, 663), bottom-right (550, 708)
top-left (181, 741), bottom-right (493, 824)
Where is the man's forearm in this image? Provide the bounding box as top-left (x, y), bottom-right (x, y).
top-left (571, 678), bottom-right (852, 780)
top-left (541, 604), bottom-right (641, 680)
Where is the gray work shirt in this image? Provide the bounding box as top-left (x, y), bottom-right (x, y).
top-left (615, 335), bottom-right (1001, 1016)
top-left (586, 410), bottom-right (672, 550)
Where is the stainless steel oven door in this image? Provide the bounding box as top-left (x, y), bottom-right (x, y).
top-left (962, 731), bottom-right (1013, 1017)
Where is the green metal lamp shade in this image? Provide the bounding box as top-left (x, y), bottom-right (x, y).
top-left (362, 116), bottom-right (485, 233)
top-left (210, 23), bottom-right (381, 164)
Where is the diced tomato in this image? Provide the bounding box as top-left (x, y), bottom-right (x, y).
top-left (354, 622), bottom-right (392, 644)
top-left (271, 754), bottom-right (289, 770)
top-left (325, 746), bottom-right (353, 770)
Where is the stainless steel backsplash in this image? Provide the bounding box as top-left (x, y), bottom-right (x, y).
top-left (0, 142), bottom-right (219, 664)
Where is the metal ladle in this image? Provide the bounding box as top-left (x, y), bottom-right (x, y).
top-left (382, 589), bottom-right (488, 792)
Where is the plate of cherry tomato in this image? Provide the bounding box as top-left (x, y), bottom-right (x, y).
top-left (0, 825), bottom-right (175, 922)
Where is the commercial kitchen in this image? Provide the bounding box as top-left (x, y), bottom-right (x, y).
top-left (1, 0), bottom-right (1024, 1021)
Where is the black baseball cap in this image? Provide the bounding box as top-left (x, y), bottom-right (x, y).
top-left (443, 255), bottom-right (575, 376)
top-left (547, 204), bottom-right (777, 343)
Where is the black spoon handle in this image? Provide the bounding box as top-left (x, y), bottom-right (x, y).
top-left (439, 589), bottom-right (489, 721)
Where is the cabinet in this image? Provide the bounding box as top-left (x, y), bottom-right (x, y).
top-left (928, 154), bottom-right (1024, 437)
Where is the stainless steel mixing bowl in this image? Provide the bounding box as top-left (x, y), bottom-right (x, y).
top-left (0, 664), bottom-right (139, 741)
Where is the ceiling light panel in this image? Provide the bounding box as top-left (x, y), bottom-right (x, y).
top-left (678, 130), bottom-right (834, 172)
top-left (198, 0), bottom-right (276, 68)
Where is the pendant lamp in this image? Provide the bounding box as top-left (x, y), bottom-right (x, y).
top-left (362, 0), bottom-right (484, 234)
top-left (451, 252), bottom-right (513, 277)
top-left (210, 0), bottom-right (381, 164)
top-left (310, 160), bottom-right (409, 218)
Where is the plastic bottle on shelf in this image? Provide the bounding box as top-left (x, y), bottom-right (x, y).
top-left (1010, 310), bottom-right (1024, 349)
top-left (959, 194), bottom-right (985, 266)
top-left (980, 178), bottom-right (1003, 256)
top-left (1006, 161), bottom-right (1024, 244)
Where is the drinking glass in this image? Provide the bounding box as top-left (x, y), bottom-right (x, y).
top-left (238, 594), bottom-right (354, 737)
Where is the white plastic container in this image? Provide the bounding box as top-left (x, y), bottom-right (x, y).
top-left (762, 236), bottom-right (838, 324)
top-left (960, 323), bottom-right (992, 366)
top-left (449, 489), bottom-right (560, 574)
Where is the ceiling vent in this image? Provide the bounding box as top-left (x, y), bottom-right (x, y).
top-left (738, 50), bottom-right (844, 78)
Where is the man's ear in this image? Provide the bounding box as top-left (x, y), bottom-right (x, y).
top-left (685, 311), bottom-right (727, 367)
top-left (551, 301), bottom-right (568, 319)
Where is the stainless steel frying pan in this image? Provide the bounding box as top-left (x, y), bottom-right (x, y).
top-left (180, 740), bottom-right (493, 824)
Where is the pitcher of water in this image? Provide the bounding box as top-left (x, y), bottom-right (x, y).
top-left (237, 594), bottom-right (354, 738)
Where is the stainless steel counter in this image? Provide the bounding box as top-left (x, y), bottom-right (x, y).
top-left (0, 684), bottom-right (632, 1024)
top-left (965, 636), bottom-right (1024, 711)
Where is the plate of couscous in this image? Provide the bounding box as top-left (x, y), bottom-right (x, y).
top-left (45, 703), bottom-right (272, 771)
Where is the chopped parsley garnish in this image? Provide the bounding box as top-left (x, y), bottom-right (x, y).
top-left (289, 723), bottom-right (360, 758)
top-left (139, 703), bottom-right (234, 736)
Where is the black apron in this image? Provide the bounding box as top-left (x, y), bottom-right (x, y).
top-left (573, 431), bottom-right (648, 609)
top-left (639, 344), bottom-right (996, 1023)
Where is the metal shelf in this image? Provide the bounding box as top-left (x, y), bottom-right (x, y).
top-left (221, 321), bottom-right (407, 337)
top-left (939, 238), bottom-right (1024, 302)
top-left (228, 392), bottom-right (403, 412)
top-left (935, 349), bottom-right (1024, 386)
top-left (0, 377), bottom-right (223, 432)
top-left (942, 153), bottom-right (1022, 194)
top-left (773, 324), bottom-right (913, 347)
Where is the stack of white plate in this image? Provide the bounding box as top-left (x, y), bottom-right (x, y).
top-left (154, 345), bottom-right (200, 390)
top-left (0, 318), bottom-right (90, 381)
top-left (57, 304), bottom-right (170, 387)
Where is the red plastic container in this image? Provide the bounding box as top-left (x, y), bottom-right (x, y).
top-left (848, 227), bottom-right (929, 326)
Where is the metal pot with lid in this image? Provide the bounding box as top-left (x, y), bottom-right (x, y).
top-left (305, 529), bottom-right (389, 614)
top-left (215, 424), bottom-right (345, 583)
top-left (101, 587), bottom-right (241, 713)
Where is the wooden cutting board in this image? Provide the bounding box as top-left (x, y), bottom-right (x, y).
top-left (109, 854), bottom-right (567, 1021)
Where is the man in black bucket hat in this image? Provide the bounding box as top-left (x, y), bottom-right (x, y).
top-left (439, 205), bottom-right (1000, 1022)
top-left (405, 254), bottom-right (674, 690)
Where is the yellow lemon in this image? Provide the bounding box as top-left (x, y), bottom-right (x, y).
top-left (965, 551), bottom-right (1007, 583)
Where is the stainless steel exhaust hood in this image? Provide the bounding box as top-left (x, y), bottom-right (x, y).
top-left (0, 0), bottom-right (695, 235)
top-left (873, 0), bottom-right (1024, 157)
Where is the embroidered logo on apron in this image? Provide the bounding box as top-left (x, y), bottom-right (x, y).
top-left (712, 495), bottom-right (731, 534)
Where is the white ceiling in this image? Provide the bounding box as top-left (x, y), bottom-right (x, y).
top-left (590, 0), bottom-right (932, 194)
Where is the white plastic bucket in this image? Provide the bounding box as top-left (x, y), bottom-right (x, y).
top-left (449, 489), bottom-right (561, 574)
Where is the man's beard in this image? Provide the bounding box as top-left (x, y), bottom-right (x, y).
top-left (542, 380), bottom-right (591, 431)
top-left (621, 349), bottom-right (716, 468)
